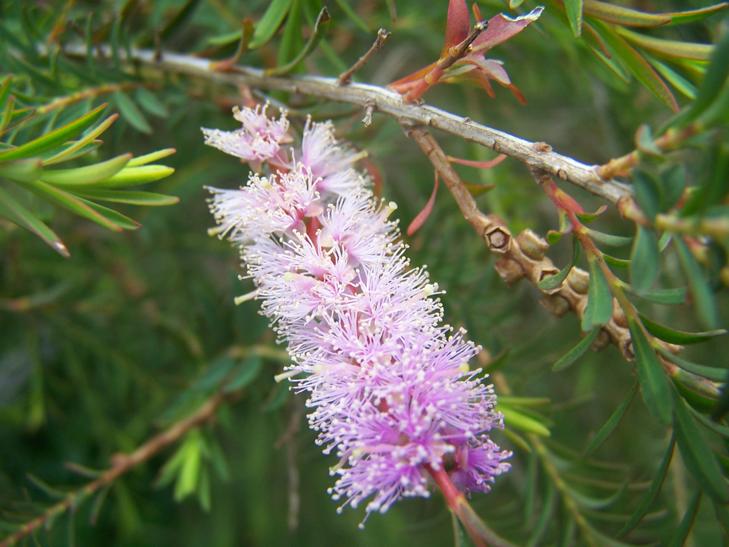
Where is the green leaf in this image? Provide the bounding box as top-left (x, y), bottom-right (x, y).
top-left (128, 148), bottom-right (176, 167)
top-left (526, 483), bottom-right (556, 547)
top-left (539, 239), bottom-right (580, 291)
top-left (630, 226), bottom-right (659, 292)
top-left (334, 0), bottom-right (370, 33)
top-left (224, 357), bottom-right (263, 393)
top-left (628, 319), bottom-right (673, 425)
top-left (265, 7), bottom-right (331, 76)
top-left (658, 347), bottom-right (728, 382)
top-left (584, 1), bottom-right (727, 27)
top-left (39, 154), bottom-right (131, 186)
top-left (640, 314), bottom-right (726, 345)
top-left (134, 88), bottom-right (168, 118)
top-left (630, 286), bottom-right (687, 305)
top-left (592, 21), bottom-right (678, 111)
top-left (585, 228), bottom-right (632, 247)
top-left (78, 198), bottom-right (140, 230)
top-left (81, 165), bottom-right (175, 188)
top-left (649, 57), bottom-right (697, 100)
top-left (583, 382), bottom-right (638, 456)
top-left (667, 491), bottom-right (701, 547)
top-left (603, 253), bottom-right (631, 269)
top-left (159, 0), bottom-right (202, 42)
top-left (672, 30), bottom-right (729, 127)
top-left (113, 92), bottom-right (152, 134)
top-left (0, 104), bottom-right (107, 162)
top-left (277, 0), bottom-right (304, 67)
top-left (0, 185), bottom-right (69, 257)
top-left (42, 114), bottom-right (119, 166)
top-left (674, 238), bottom-right (719, 329)
top-left (619, 435), bottom-right (674, 536)
top-left (564, 0), bottom-right (584, 37)
top-left (250, 0), bottom-right (294, 49)
top-left (618, 28), bottom-right (713, 61)
top-left (73, 189), bottom-right (179, 206)
top-left (553, 328), bottom-right (599, 372)
top-left (498, 405), bottom-right (551, 437)
top-left (674, 394), bottom-right (729, 502)
top-left (632, 170), bottom-right (660, 220)
top-left (25, 179), bottom-right (122, 232)
top-left (581, 256), bottom-right (613, 332)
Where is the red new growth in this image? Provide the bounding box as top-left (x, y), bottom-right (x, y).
top-left (390, 1), bottom-right (543, 103)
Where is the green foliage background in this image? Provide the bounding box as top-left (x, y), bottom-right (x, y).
top-left (1, 0), bottom-right (728, 545)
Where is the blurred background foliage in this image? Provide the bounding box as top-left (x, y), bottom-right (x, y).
top-left (0, 0), bottom-right (728, 545)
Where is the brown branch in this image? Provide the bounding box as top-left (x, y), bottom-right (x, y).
top-left (338, 28), bottom-right (391, 85)
top-left (52, 44), bottom-right (633, 206)
top-left (404, 125), bottom-right (721, 400)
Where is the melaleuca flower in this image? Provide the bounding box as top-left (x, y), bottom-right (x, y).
top-left (204, 104), bottom-right (511, 524)
top-left (202, 103), bottom-right (289, 163)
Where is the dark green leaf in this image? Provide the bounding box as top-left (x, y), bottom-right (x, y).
top-left (640, 314), bottom-right (726, 345)
top-left (630, 286), bottom-right (687, 305)
top-left (619, 436), bottom-right (675, 536)
top-left (334, 0), bottom-right (370, 33)
top-left (592, 20), bottom-right (678, 111)
top-left (628, 319), bottom-right (673, 425)
top-left (674, 238), bottom-right (719, 329)
top-left (581, 256), bottom-right (613, 332)
top-left (539, 238), bottom-right (580, 291)
top-left (661, 166), bottom-right (687, 212)
top-left (526, 483), bottom-right (555, 547)
top-left (553, 328), bottom-right (599, 372)
top-left (630, 226), bottom-right (659, 292)
top-left (674, 394), bottom-right (729, 502)
top-left (113, 92), bottom-right (152, 134)
top-left (585, 228), bottom-right (632, 247)
top-left (250, 0), bottom-right (294, 49)
top-left (671, 30), bottom-right (729, 127)
top-left (134, 88), bottom-right (169, 118)
top-left (657, 346), bottom-right (729, 382)
top-left (265, 8), bottom-right (331, 77)
top-left (584, 382), bottom-right (638, 456)
top-left (632, 170), bottom-right (660, 220)
top-left (224, 357), bottom-right (263, 393)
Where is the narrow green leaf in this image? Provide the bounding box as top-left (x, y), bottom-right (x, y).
top-left (618, 28), bottom-right (713, 61)
top-left (603, 253), bottom-right (631, 269)
top-left (630, 226), bottom-right (659, 292)
top-left (526, 483), bottom-right (556, 547)
top-left (334, 0), bottom-right (369, 33)
top-left (640, 314), bottom-right (726, 345)
top-left (78, 198), bottom-right (140, 230)
top-left (73, 189), bottom-right (179, 206)
top-left (25, 179), bottom-right (122, 232)
top-left (649, 57), bottom-right (697, 100)
top-left (81, 165), bottom-right (175, 188)
top-left (564, 0), bottom-right (584, 37)
top-left (672, 30), bottom-right (729, 127)
top-left (630, 286), bottom-right (687, 305)
top-left (585, 228), bottom-right (632, 247)
top-left (0, 104), bottom-right (107, 162)
top-left (224, 357), bottom-right (263, 393)
top-left (40, 154), bottom-right (131, 186)
top-left (0, 185), bottom-right (69, 257)
top-left (619, 435), bottom-right (674, 536)
top-left (249, 0), bottom-right (294, 49)
top-left (674, 238), bottom-right (719, 329)
top-left (113, 92), bottom-right (152, 134)
top-left (553, 328), bottom-right (599, 372)
top-left (585, 1), bottom-right (727, 27)
top-left (159, 0), bottom-right (202, 42)
top-left (540, 238), bottom-right (580, 291)
top-left (632, 170), bottom-right (660, 220)
top-left (628, 319), bottom-right (673, 425)
top-left (658, 347), bottom-right (728, 382)
top-left (134, 88), bottom-right (168, 118)
top-left (128, 148), bottom-right (176, 167)
top-left (592, 21), bottom-right (678, 111)
top-left (581, 256), bottom-right (613, 332)
top-left (42, 114), bottom-right (119, 166)
top-left (277, 0), bottom-right (304, 67)
top-left (584, 383), bottom-right (638, 456)
top-left (674, 394), bottom-right (729, 502)
top-left (498, 405), bottom-right (551, 437)
top-left (265, 8), bottom-right (331, 77)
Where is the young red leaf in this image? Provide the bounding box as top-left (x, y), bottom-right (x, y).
top-left (470, 7), bottom-right (544, 54)
top-left (443, 0), bottom-right (471, 52)
top-left (407, 172), bottom-right (439, 237)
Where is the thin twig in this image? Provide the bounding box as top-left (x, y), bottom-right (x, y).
top-left (338, 28), bottom-right (391, 85)
top-left (51, 44), bottom-right (633, 205)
